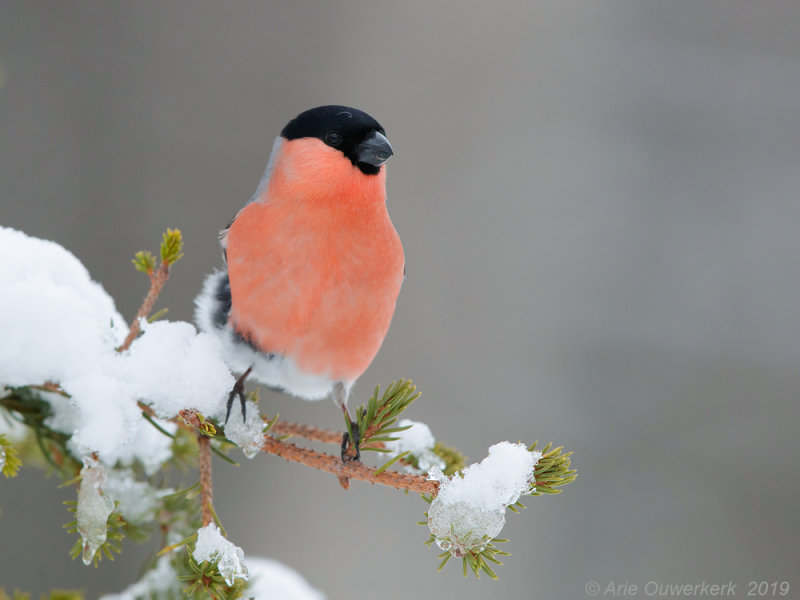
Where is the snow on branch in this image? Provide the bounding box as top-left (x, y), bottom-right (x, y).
top-left (0, 227), bottom-right (576, 597)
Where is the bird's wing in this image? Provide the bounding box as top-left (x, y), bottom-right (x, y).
top-left (219, 136), bottom-right (285, 263)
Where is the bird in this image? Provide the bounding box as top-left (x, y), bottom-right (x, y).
top-left (195, 105), bottom-right (404, 460)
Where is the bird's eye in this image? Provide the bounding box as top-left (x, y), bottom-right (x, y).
top-left (325, 131), bottom-right (343, 147)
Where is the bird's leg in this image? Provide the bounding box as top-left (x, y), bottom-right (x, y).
top-left (334, 382), bottom-right (360, 463)
top-left (226, 366), bottom-right (253, 424)
top-left (340, 406), bottom-right (360, 463)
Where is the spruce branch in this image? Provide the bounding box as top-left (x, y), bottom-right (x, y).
top-left (154, 486), bottom-right (205, 558)
top-left (354, 379), bottom-right (420, 450)
top-left (179, 410), bottom-right (215, 527)
top-left (197, 436), bottom-right (214, 527)
top-left (118, 228), bottom-right (183, 352)
top-left (268, 420), bottom-right (342, 444)
top-left (424, 533), bottom-right (510, 580)
top-left (527, 441), bottom-right (577, 496)
top-left (260, 434), bottom-right (440, 494)
top-left (30, 382), bottom-right (66, 395)
top-left (251, 405), bottom-right (466, 476)
top-left (0, 387), bottom-right (80, 478)
top-left (431, 442), bottom-right (467, 476)
top-left (422, 441), bottom-right (577, 579)
top-left (181, 555), bottom-right (247, 599)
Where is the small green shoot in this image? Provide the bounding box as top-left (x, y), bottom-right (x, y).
top-left (0, 434), bottom-right (22, 478)
top-left (132, 250), bottom-right (156, 275)
top-left (160, 228), bottom-right (184, 266)
top-left (354, 379), bottom-right (420, 449)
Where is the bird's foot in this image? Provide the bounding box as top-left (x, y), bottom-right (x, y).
top-left (341, 419), bottom-right (361, 463)
top-left (225, 367), bottom-right (252, 424)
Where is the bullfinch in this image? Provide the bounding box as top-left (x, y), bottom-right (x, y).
top-left (195, 105), bottom-right (404, 459)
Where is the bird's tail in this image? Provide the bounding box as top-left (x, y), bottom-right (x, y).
top-left (194, 270), bottom-right (232, 333)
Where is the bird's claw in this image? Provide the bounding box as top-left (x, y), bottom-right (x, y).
top-left (225, 367), bottom-right (252, 424)
top-left (341, 419), bottom-right (361, 463)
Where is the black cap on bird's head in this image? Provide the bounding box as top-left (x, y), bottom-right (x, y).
top-left (281, 105), bottom-right (393, 175)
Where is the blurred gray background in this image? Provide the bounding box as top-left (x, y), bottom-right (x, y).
top-left (2, 1), bottom-right (799, 598)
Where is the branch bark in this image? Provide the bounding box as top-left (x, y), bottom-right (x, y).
top-left (118, 261), bottom-right (171, 352)
top-left (197, 435), bottom-right (214, 526)
top-left (179, 409), bottom-right (215, 526)
top-left (269, 420), bottom-right (342, 444)
top-left (261, 435), bottom-right (439, 495)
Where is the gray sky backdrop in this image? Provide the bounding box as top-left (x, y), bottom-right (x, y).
top-left (1, 2), bottom-right (799, 598)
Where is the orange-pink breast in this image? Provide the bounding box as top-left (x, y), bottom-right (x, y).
top-left (225, 138), bottom-right (404, 382)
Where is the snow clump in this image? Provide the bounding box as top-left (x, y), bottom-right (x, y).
top-left (427, 441), bottom-right (541, 556)
top-left (0, 226), bottom-right (234, 473)
top-left (193, 523), bottom-right (248, 586)
top-left (383, 418), bottom-right (446, 474)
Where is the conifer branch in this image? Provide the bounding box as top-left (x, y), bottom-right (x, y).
top-left (118, 229), bottom-right (183, 352)
top-left (179, 409), bottom-right (216, 527)
top-left (269, 421), bottom-right (342, 444)
top-left (355, 380), bottom-right (420, 449)
top-left (118, 261), bottom-right (169, 352)
top-left (1, 226), bottom-right (579, 591)
top-left (260, 435), bottom-right (440, 494)
top-left (197, 436), bottom-right (214, 527)
top-left (31, 382), bottom-right (66, 395)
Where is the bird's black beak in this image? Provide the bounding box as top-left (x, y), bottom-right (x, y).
top-left (355, 131), bottom-right (393, 167)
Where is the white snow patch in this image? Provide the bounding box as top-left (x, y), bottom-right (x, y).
top-left (62, 373), bottom-right (142, 463)
top-left (121, 319), bottom-right (234, 420)
top-left (98, 555), bottom-right (178, 600)
top-left (383, 419), bottom-right (445, 473)
top-left (193, 523), bottom-right (248, 586)
top-left (104, 469), bottom-right (174, 524)
top-left (0, 226), bottom-right (126, 387)
top-left (0, 227), bottom-right (234, 473)
top-left (0, 411), bottom-right (28, 443)
top-left (246, 557), bottom-right (326, 600)
top-left (427, 442), bottom-right (541, 556)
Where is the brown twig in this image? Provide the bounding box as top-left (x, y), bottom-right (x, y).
top-left (197, 435), bottom-right (214, 526)
top-left (269, 420), bottom-right (343, 444)
top-left (180, 409), bottom-right (215, 526)
top-left (266, 415), bottom-right (386, 452)
top-left (261, 435), bottom-right (439, 495)
top-left (266, 417), bottom-right (389, 488)
top-left (118, 261), bottom-right (171, 352)
top-left (140, 405), bottom-right (431, 496)
top-left (31, 381), bottom-right (67, 395)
